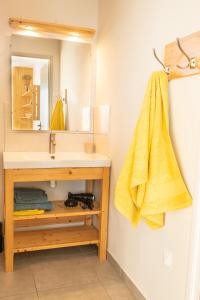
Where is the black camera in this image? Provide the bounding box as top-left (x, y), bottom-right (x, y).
top-left (64, 192), bottom-right (95, 210)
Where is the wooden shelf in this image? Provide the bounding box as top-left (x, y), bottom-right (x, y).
top-left (14, 201), bottom-right (100, 221)
top-left (14, 225), bottom-right (99, 253)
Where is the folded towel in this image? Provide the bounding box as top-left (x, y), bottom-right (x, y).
top-left (15, 188), bottom-right (46, 194)
top-left (14, 202), bottom-right (52, 211)
top-left (15, 195), bottom-right (48, 204)
top-left (115, 71), bottom-right (192, 229)
top-left (14, 188), bottom-right (48, 204)
top-left (14, 210), bottom-right (45, 216)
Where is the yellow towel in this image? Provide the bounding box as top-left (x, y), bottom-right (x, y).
top-left (50, 99), bottom-right (65, 130)
top-left (14, 210), bottom-right (44, 216)
top-left (115, 71), bottom-right (192, 229)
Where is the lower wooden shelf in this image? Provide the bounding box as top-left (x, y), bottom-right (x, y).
top-left (14, 225), bottom-right (99, 253)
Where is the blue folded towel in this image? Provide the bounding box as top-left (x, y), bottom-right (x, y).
top-left (14, 188), bottom-right (52, 211)
top-left (14, 188), bottom-right (48, 204)
top-left (14, 202), bottom-right (52, 211)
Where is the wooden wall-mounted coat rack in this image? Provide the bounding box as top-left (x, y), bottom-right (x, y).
top-left (153, 31), bottom-right (200, 80)
top-left (164, 31), bottom-right (200, 80)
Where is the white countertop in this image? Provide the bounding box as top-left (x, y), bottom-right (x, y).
top-left (3, 152), bottom-right (111, 169)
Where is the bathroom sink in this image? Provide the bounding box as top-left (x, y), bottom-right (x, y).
top-left (3, 152), bottom-right (111, 169)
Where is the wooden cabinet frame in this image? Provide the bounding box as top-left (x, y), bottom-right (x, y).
top-left (4, 167), bottom-right (110, 272)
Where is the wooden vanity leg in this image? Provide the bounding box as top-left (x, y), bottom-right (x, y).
top-left (4, 170), bottom-right (14, 272)
top-left (85, 180), bottom-right (94, 226)
top-left (99, 167), bottom-right (110, 262)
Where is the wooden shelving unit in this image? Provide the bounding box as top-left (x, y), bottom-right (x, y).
top-left (4, 167), bottom-right (110, 272)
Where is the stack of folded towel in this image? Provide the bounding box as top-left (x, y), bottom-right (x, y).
top-left (14, 188), bottom-right (52, 215)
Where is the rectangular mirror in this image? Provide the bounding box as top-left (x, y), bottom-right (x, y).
top-left (10, 34), bottom-right (94, 132)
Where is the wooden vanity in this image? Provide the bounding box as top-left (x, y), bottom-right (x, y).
top-left (3, 152), bottom-right (111, 272)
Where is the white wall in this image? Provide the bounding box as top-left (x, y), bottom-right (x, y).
top-left (0, 0), bottom-right (98, 220)
top-left (95, 1), bottom-right (200, 299)
top-left (7, 0), bottom-right (98, 29)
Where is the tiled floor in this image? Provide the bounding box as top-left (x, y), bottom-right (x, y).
top-left (0, 246), bottom-right (136, 300)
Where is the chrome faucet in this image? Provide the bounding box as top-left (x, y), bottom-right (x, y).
top-left (49, 133), bottom-right (56, 156)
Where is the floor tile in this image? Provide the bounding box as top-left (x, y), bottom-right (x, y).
top-left (38, 283), bottom-right (110, 300)
top-left (95, 261), bottom-right (122, 284)
top-left (102, 280), bottom-right (135, 300)
top-left (23, 248), bottom-right (83, 272)
top-left (0, 268), bottom-right (36, 298)
top-left (79, 245), bottom-right (98, 255)
top-left (0, 293), bottom-right (38, 300)
top-left (0, 249), bottom-right (136, 300)
top-left (27, 247), bottom-right (82, 261)
top-left (0, 252), bottom-right (33, 272)
top-left (32, 254), bottom-right (98, 291)
top-left (14, 252), bottom-right (33, 272)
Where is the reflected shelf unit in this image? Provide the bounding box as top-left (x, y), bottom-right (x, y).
top-left (4, 163), bottom-right (110, 272)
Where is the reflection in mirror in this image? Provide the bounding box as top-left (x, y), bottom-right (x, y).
top-left (11, 34), bottom-right (93, 132)
top-left (12, 55), bottom-right (49, 130)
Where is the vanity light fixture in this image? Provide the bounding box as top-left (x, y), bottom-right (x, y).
top-left (9, 18), bottom-right (96, 40)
